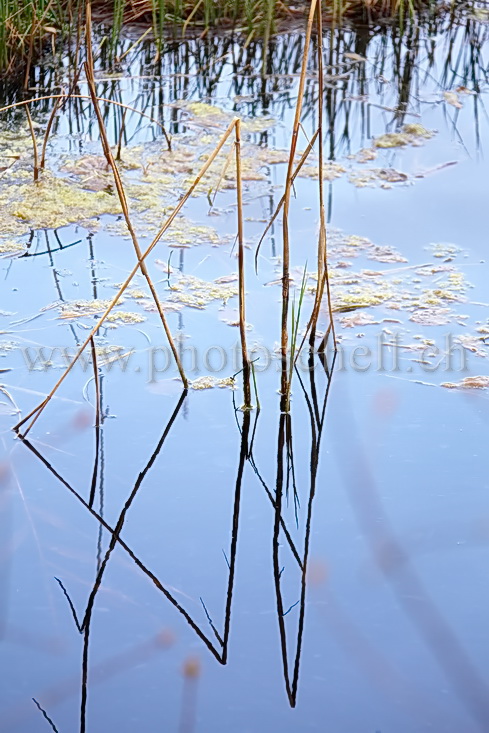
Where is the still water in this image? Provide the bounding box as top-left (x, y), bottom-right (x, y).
top-left (1, 14), bottom-right (489, 733)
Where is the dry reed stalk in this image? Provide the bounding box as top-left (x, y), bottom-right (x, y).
top-left (118, 27), bottom-right (152, 62)
top-left (293, 5), bottom-right (337, 363)
top-left (0, 95), bottom-right (171, 150)
top-left (25, 107), bottom-right (39, 182)
top-left (309, 0), bottom-right (326, 348)
top-left (208, 141), bottom-right (234, 212)
top-left (13, 117), bottom-right (240, 436)
top-left (85, 2), bottom-right (187, 387)
top-left (312, 0), bottom-right (336, 352)
top-left (280, 0), bottom-right (318, 412)
top-left (41, 68), bottom-right (83, 169)
top-left (235, 119), bottom-right (251, 409)
top-left (40, 96), bottom-right (62, 170)
top-left (182, 0), bottom-right (205, 36)
top-left (115, 108), bottom-right (127, 161)
top-left (89, 336), bottom-right (101, 432)
top-left (85, 1), bottom-right (94, 74)
top-left (88, 334), bottom-right (101, 509)
top-left (254, 128), bottom-right (319, 273)
top-left (86, 56), bottom-right (187, 387)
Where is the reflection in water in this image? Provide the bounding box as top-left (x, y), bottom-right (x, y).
top-left (271, 354), bottom-right (335, 707)
top-left (2, 12), bottom-right (487, 178)
top-left (333, 381), bottom-right (489, 730)
top-left (13, 350), bottom-right (336, 728)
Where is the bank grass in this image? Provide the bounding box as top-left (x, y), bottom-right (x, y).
top-left (1, 0), bottom-right (437, 76)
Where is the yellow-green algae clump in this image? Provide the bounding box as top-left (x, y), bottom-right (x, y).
top-left (0, 173), bottom-right (121, 237)
top-left (374, 124), bottom-right (434, 149)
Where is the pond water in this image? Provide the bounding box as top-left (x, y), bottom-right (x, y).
top-left (1, 14), bottom-right (489, 733)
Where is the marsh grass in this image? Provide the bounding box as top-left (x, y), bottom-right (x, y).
top-left (0, 0), bottom-right (450, 75)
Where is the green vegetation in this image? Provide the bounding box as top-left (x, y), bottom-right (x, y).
top-left (0, 0), bottom-right (464, 76)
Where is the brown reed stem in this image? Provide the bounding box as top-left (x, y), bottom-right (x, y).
top-left (254, 128), bottom-right (319, 273)
top-left (309, 0), bottom-right (326, 349)
top-left (209, 141), bottom-right (234, 212)
top-left (295, 2), bottom-right (337, 364)
top-left (115, 108), bottom-right (127, 161)
top-left (40, 97), bottom-right (61, 170)
top-left (41, 68), bottom-right (82, 170)
top-left (13, 118), bottom-right (239, 436)
top-left (88, 335), bottom-right (101, 510)
top-left (235, 119), bottom-right (251, 410)
top-left (84, 5), bottom-right (187, 388)
top-left (280, 0), bottom-right (318, 413)
top-left (25, 107), bottom-right (39, 182)
top-left (89, 336), bottom-right (100, 431)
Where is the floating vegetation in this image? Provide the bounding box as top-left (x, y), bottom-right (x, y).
top-left (0, 239), bottom-right (25, 255)
top-left (106, 311), bottom-right (146, 325)
top-left (409, 307), bottom-right (452, 326)
top-left (59, 299), bottom-right (118, 320)
top-left (429, 242), bottom-right (464, 260)
top-left (349, 167), bottom-right (409, 188)
top-left (190, 376), bottom-right (236, 390)
top-left (0, 89), bottom-right (442, 262)
top-left (168, 275), bottom-right (238, 310)
top-left (58, 300), bottom-right (145, 326)
top-left (374, 124), bottom-right (434, 149)
top-left (299, 162), bottom-right (346, 181)
top-left (442, 376), bottom-right (489, 389)
top-left (0, 174), bottom-right (122, 237)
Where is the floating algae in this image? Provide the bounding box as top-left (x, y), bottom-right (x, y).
top-left (332, 281), bottom-right (395, 312)
top-left (58, 299), bottom-right (117, 320)
top-left (299, 162), bottom-right (346, 181)
top-left (0, 173), bottom-right (122, 236)
top-left (0, 240), bottom-right (26, 255)
top-left (374, 124), bottom-right (434, 148)
top-left (442, 376), bottom-right (489, 389)
top-left (180, 101), bottom-right (275, 135)
top-left (349, 167), bottom-right (409, 188)
top-left (106, 312), bottom-right (146, 325)
top-left (168, 275), bottom-right (238, 310)
top-left (428, 242), bottom-right (464, 260)
top-left (0, 108), bottom-right (438, 264)
top-left (190, 376), bottom-right (236, 390)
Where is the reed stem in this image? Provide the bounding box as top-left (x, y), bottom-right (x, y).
top-left (25, 107), bottom-right (39, 182)
top-left (280, 0), bottom-right (317, 413)
top-left (235, 119), bottom-right (252, 410)
top-left (84, 3), bottom-right (187, 388)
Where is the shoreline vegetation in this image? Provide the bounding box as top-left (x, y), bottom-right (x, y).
top-left (0, 0), bottom-right (481, 77)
